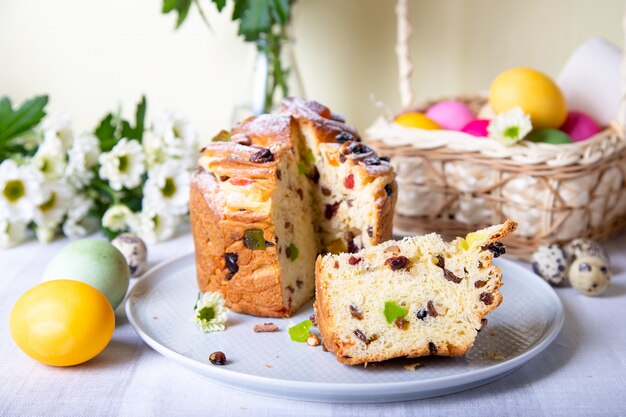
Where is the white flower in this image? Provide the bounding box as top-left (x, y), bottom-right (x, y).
top-left (66, 133), bottom-right (100, 188)
top-left (129, 201), bottom-right (178, 244)
top-left (488, 107), bottom-right (533, 146)
top-left (98, 138), bottom-right (145, 191)
top-left (192, 292), bottom-right (229, 333)
top-left (33, 179), bottom-right (74, 231)
top-left (62, 194), bottom-right (95, 238)
top-left (32, 134), bottom-right (67, 181)
top-left (148, 112), bottom-right (198, 170)
top-left (0, 219), bottom-right (28, 248)
top-left (0, 160), bottom-right (46, 222)
top-left (102, 204), bottom-right (134, 232)
top-left (143, 161), bottom-right (190, 215)
top-left (41, 114), bottom-right (74, 151)
top-left (35, 226), bottom-right (57, 244)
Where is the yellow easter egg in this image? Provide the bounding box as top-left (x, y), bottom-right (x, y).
top-left (395, 112), bottom-right (441, 130)
top-left (489, 67), bottom-right (567, 129)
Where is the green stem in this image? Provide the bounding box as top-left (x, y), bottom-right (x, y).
top-left (262, 27), bottom-right (290, 114)
top-left (92, 178), bottom-right (121, 205)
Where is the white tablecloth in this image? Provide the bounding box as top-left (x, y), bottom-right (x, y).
top-left (1, 231), bottom-right (625, 417)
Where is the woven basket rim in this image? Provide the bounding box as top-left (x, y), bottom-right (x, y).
top-left (366, 95), bottom-right (625, 168)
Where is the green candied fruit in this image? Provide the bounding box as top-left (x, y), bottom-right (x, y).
top-left (211, 130), bottom-right (231, 142)
top-left (289, 319), bottom-right (312, 342)
top-left (297, 162), bottom-right (309, 176)
top-left (244, 229), bottom-right (267, 250)
top-left (304, 148), bottom-right (316, 165)
top-left (287, 243), bottom-right (299, 261)
top-left (384, 301), bottom-right (407, 324)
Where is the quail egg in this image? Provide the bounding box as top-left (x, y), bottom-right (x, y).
top-left (568, 255), bottom-right (611, 296)
top-left (563, 238), bottom-right (609, 264)
top-left (531, 244), bottom-right (569, 286)
top-left (112, 233), bottom-right (148, 277)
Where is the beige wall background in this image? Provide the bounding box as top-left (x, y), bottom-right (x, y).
top-left (1, 0), bottom-right (623, 139)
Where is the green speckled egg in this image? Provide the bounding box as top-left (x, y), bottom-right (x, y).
top-left (527, 128), bottom-right (572, 144)
top-left (43, 239), bottom-right (130, 309)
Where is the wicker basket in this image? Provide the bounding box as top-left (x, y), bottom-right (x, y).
top-left (366, 0), bottom-right (626, 259)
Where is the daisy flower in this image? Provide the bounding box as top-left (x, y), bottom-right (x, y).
top-left (41, 114), bottom-right (74, 151)
top-left (0, 219), bottom-right (28, 248)
top-left (488, 107), bottom-right (533, 146)
top-left (98, 138), bottom-right (146, 191)
top-left (129, 201), bottom-right (178, 244)
top-left (143, 161), bottom-right (190, 215)
top-left (32, 133), bottom-right (67, 182)
top-left (0, 160), bottom-right (46, 223)
top-left (66, 133), bottom-right (100, 188)
top-left (33, 180), bottom-right (74, 243)
top-left (150, 112), bottom-right (198, 170)
top-left (102, 204), bottom-right (134, 232)
top-left (192, 292), bottom-right (229, 333)
top-left (62, 194), bottom-right (96, 238)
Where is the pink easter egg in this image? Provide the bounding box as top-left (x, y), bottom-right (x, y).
top-left (559, 111), bottom-right (601, 142)
top-left (425, 100), bottom-right (476, 131)
top-left (461, 119), bottom-right (490, 137)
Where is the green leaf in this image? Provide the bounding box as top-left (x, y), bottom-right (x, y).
top-left (94, 113), bottom-right (117, 152)
top-left (288, 319), bottom-right (312, 342)
top-left (238, 0), bottom-right (272, 41)
top-left (269, 0), bottom-right (290, 24)
top-left (231, 0), bottom-right (248, 20)
top-left (162, 0), bottom-right (192, 29)
top-left (134, 95), bottom-right (146, 141)
top-left (211, 0), bottom-right (227, 12)
top-left (384, 301), bottom-right (407, 324)
top-left (0, 95), bottom-right (48, 143)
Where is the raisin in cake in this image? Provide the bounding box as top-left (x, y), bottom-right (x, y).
top-left (314, 220), bottom-right (517, 365)
top-left (190, 98), bottom-right (397, 317)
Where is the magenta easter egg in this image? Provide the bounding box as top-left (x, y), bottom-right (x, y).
top-left (560, 111), bottom-right (601, 142)
top-left (425, 101), bottom-right (476, 131)
top-left (461, 119), bottom-right (490, 137)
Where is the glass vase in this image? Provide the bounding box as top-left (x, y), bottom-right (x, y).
top-left (232, 37), bottom-right (305, 123)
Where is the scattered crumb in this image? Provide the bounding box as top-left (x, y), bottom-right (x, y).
top-left (152, 316), bottom-right (158, 320)
top-left (404, 362), bottom-right (423, 372)
top-left (240, 406), bottom-right (246, 410)
top-left (253, 323), bottom-right (279, 333)
top-left (307, 333), bottom-right (321, 346)
top-left (489, 331), bottom-right (497, 337)
top-left (483, 351), bottom-right (505, 361)
top-left (587, 375), bottom-right (592, 378)
top-left (264, 364), bottom-right (272, 369)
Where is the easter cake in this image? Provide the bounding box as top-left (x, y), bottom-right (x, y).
top-left (190, 98), bottom-right (397, 317)
top-left (314, 220), bottom-right (517, 365)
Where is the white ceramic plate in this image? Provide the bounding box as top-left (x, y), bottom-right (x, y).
top-left (126, 254), bottom-right (564, 403)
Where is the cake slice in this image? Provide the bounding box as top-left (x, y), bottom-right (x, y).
top-left (314, 220), bottom-right (517, 365)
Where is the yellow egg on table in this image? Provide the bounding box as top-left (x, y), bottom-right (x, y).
top-left (9, 280), bottom-right (115, 367)
top-left (489, 67), bottom-right (567, 129)
top-left (395, 112), bottom-right (441, 130)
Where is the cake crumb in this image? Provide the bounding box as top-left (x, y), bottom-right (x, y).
top-left (264, 364), bottom-right (272, 368)
top-left (307, 333), bottom-right (321, 346)
top-left (253, 323), bottom-right (279, 333)
top-left (483, 351), bottom-right (505, 361)
top-left (489, 331), bottom-right (497, 337)
top-left (404, 362), bottom-right (423, 371)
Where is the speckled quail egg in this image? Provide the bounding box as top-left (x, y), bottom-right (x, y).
top-left (563, 238), bottom-right (609, 264)
top-left (112, 233), bottom-right (148, 277)
top-left (568, 255), bottom-right (611, 296)
top-left (531, 244), bottom-right (569, 286)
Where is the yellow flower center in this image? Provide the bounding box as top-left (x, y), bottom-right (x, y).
top-left (39, 193), bottom-right (57, 211)
top-left (3, 180), bottom-right (25, 203)
top-left (161, 178), bottom-right (176, 198)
